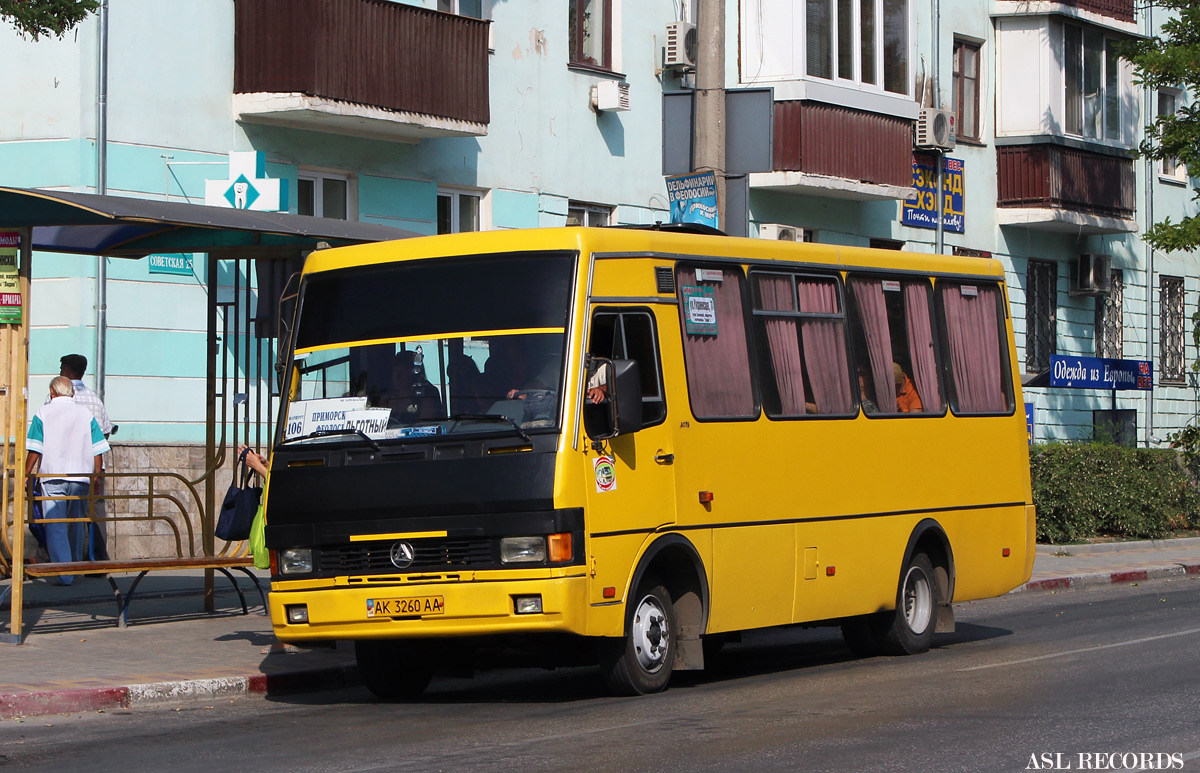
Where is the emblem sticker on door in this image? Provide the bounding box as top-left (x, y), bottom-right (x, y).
top-left (594, 455), bottom-right (617, 493)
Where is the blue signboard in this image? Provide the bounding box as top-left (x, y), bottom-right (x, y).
top-left (902, 155), bottom-right (964, 233)
top-left (1025, 402), bottom-right (1035, 446)
top-left (148, 253), bottom-right (194, 276)
top-left (666, 172), bottom-right (719, 229)
top-left (1048, 355), bottom-right (1153, 391)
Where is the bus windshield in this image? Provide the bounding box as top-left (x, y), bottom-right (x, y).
top-left (281, 252), bottom-right (576, 445)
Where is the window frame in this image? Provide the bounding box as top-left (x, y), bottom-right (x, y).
top-left (1095, 269), bottom-right (1123, 360)
top-left (805, 0), bottom-right (911, 97)
top-left (297, 170), bottom-right (355, 221)
top-left (568, 0), bottom-right (613, 72)
top-left (437, 0), bottom-right (487, 18)
top-left (587, 307), bottom-right (668, 430)
top-left (1157, 89), bottom-right (1187, 182)
top-left (567, 202), bottom-right (613, 227)
top-left (1160, 275), bottom-right (1186, 385)
top-left (437, 187), bottom-right (486, 235)
top-left (1062, 22), bottom-right (1123, 143)
top-left (952, 38), bottom-right (982, 143)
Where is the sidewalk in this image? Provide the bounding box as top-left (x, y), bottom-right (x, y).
top-left (2, 537), bottom-right (1199, 720)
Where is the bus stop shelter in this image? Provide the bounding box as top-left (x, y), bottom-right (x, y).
top-left (0, 186), bottom-right (418, 640)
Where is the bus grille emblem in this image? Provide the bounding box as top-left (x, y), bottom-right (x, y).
top-left (389, 541), bottom-right (416, 569)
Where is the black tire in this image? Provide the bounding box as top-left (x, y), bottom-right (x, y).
top-left (599, 578), bottom-right (676, 696)
top-left (876, 552), bottom-right (937, 656)
top-left (840, 614), bottom-right (885, 658)
top-left (354, 639), bottom-right (435, 700)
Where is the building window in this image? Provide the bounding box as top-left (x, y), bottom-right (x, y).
top-left (1161, 276), bottom-right (1186, 385)
top-left (437, 189), bottom-right (482, 234)
top-left (569, 0), bottom-right (611, 70)
top-left (805, 0), bottom-right (909, 95)
top-left (953, 39), bottom-right (981, 142)
top-left (1158, 90), bottom-right (1186, 181)
top-left (869, 238), bottom-right (904, 250)
top-left (1063, 23), bottom-right (1121, 141)
top-left (1095, 269), bottom-right (1123, 359)
top-left (297, 173), bottom-right (351, 220)
top-left (567, 202), bottom-right (612, 227)
top-left (1026, 261), bottom-right (1057, 373)
top-left (437, 0), bottom-right (484, 17)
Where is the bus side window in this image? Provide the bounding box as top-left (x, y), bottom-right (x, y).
top-left (846, 276), bottom-right (944, 416)
top-left (587, 310), bottom-right (666, 428)
top-left (676, 266), bottom-right (756, 419)
top-left (936, 281), bottom-right (1013, 414)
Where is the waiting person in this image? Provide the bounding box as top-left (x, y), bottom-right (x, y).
top-left (26, 376), bottom-right (110, 585)
top-left (894, 363), bottom-right (923, 413)
top-left (48, 353), bottom-right (114, 560)
top-left (386, 349), bottom-right (443, 420)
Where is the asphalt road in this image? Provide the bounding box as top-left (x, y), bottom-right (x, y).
top-left (3, 576), bottom-right (1199, 773)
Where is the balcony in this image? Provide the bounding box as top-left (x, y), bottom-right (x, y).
top-left (233, 0), bottom-right (489, 142)
top-left (749, 102), bottom-right (914, 201)
top-left (992, 0), bottom-right (1135, 27)
top-left (996, 142), bottom-right (1137, 234)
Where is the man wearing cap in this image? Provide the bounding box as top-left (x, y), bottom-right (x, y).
top-left (49, 354), bottom-right (114, 560)
top-left (26, 377), bottom-right (111, 585)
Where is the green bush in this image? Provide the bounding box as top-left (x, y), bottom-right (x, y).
top-left (1030, 442), bottom-right (1199, 544)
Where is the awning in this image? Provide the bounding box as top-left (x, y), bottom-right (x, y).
top-left (0, 186), bottom-right (420, 257)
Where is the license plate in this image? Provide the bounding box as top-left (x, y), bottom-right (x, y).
top-left (366, 595), bottom-right (445, 618)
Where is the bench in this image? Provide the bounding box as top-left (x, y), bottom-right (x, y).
top-left (16, 557), bottom-right (266, 629)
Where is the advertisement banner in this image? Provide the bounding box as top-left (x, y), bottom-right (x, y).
top-left (902, 155), bottom-right (964, 234)
top-left (667, 172), bottom-right (720, 229)
top-left (0, 232), bottom-right (22, 324)
top-left (1047, 355), bottom-right (1153, 391)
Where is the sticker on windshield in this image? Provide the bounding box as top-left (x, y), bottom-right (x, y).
top-left (594, 455), bottom-right (617, 493)
top-left (285, 396), bottom-right (368, 439)
top-left (344, 408), bottom-right (391, 435)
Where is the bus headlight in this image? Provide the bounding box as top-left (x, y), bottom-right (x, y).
top-left (279, 548), bottom-right (314, 575)
top-left (500, 536), bottom-right (546, 563)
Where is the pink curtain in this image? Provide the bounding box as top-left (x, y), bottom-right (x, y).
top-left (941, 284), bottom-right (1007, 413)
top-left (796, 278), bottom-right (853, 414)
top-left (849, 280), bottom-right (896, 410)
top-left (903, 282), bottom-right (942, 412)
top-left (757, 276), bottom-right (808, 415)
top-left (678, 269), bottom-right (755, 417)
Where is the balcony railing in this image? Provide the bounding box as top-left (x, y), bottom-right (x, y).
top-left (995, 0), bottom-right (1134, 23)
top-left (234, 0), bottom-right (489, 132)
top-left (997, 143), bottom-right (1135, 219)
top-left (772, 101), bottom-right (914, 189)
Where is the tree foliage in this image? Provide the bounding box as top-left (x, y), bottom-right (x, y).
top-left (1122, 2), bottom-right (1200, 252)
top-left (0, 0), bottom-right (99, 41)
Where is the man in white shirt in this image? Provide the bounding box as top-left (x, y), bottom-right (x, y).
top-left (27, 377), bottom-right (111, 585)
top-left (53, 354), bottom-right (113, 560)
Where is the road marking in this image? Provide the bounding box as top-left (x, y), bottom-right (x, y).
top-left (957, 626), bottom-right (1200, 672)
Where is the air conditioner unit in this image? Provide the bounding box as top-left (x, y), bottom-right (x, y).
top-left (1071, 253), bottom-right (1112, 296)
top-left (759, 223), bottom-right (798, 241)
top-left (592, 81), bottom-right (631, 112)
top-left (665, 21), bottom-right (698, 69)
top-left (915, 107), bottom-right (956, 150)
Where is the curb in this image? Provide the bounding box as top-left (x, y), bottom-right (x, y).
top-left (1013, 563), bottom-right (1200, 594)
top-left (0, 663), bottom-right (360, 720)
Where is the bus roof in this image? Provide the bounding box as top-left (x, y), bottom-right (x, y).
top-left (301, 226), bottom-right (1007, 280)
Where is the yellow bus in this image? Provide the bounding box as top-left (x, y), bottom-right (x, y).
top-left (264, 225), bottom-right (1034, 697)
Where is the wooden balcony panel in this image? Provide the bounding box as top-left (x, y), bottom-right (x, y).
top-left (773, 102), bottom-right (913, 188)
top-left (234, 0), bottom-right (489, 126)
top-left (997, 144), bottom-right (1134, 218)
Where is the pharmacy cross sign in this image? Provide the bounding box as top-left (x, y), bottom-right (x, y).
top-left (204, 151), bottom-right (288, 212)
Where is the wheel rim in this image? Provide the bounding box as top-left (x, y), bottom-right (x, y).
top-left (902, 565), bottom-right (933, 636)
top-left (631, 593), bottom-right (670, 672)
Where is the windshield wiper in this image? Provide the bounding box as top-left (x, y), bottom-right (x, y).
top-left (449, 414), bottom-right (532, 444)
top-left (284, 427), bottom-right (381, 451)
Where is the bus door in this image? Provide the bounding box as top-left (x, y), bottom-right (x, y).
top-left (583, 307), bottom-right (677, 604)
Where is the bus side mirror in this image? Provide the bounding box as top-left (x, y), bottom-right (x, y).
top-left (585, 358), bottom-right (643, 441)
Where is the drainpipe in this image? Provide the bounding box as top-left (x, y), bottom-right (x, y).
top-left (1143, 3), bottom-right (1154, 446)
top-left (933, 0), bottom-right (944, 255)
top-left (96, 0), bottom-right (109, 401)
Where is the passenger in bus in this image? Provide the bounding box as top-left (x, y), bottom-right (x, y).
top-left (894, 363), bottom-right (923, 413)
top-left (386, 350), bottom-right (443, 421)
top-left (857, 364), bottom-right (879, 414)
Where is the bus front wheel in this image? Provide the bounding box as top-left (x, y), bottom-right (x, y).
top-left (355, 639), bottom-right (435, 700)
top-left (599, 577), bottom-right (676, 696)
top-left (878, 552), bottom-right (936, 655)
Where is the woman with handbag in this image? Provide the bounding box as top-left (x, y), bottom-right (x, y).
top-left (236, 445), bottom-right (271, 570)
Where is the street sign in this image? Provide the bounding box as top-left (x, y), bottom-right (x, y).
top-left (1048, 354), bottom-right (1153, 390)
top-left (148, 253), bottom-right (194, 277)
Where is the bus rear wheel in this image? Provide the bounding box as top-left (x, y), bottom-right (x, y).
top-left (355, 639), bottom-right (435, 700)
top-left (878, 552), bottom-right (937, 656)
top-left (599, 578), bottom-right (675, 696)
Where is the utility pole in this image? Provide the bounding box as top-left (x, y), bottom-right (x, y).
top-left (693, 0), bottom-right (726, 229)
